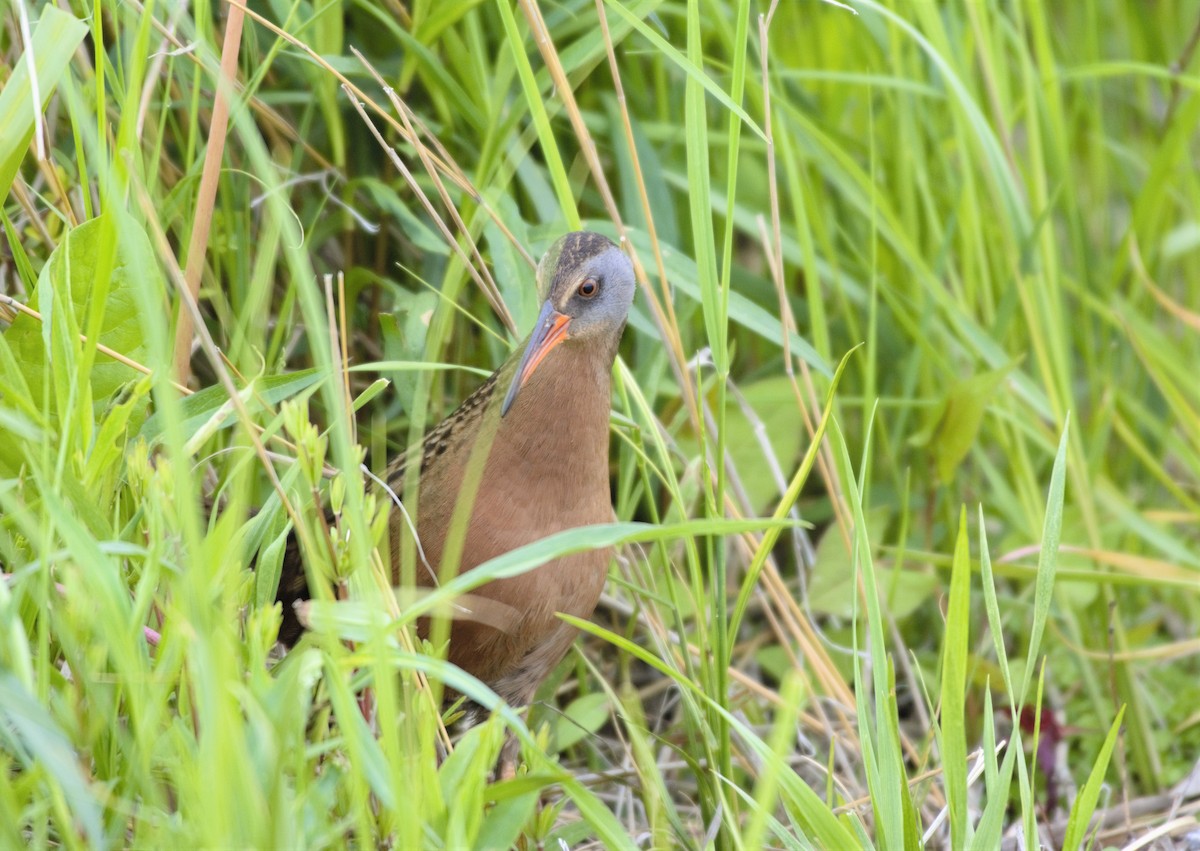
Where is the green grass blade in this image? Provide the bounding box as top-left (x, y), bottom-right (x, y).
top-left (940, 507), bottom-right (971, 847)
top-left (1018, 415), bottom-right (1070, 707)
top-left (1061, 705), bottom-right (1125, 851)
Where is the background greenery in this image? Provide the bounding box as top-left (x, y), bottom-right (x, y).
top-left (2, 0), bottom-right (1198, 847)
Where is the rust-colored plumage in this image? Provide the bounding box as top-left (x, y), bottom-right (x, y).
top-left (276, 231), bottom-right (635, 748)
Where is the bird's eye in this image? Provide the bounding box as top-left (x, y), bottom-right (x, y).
top-left (577, 277), bottom-right (600, 298)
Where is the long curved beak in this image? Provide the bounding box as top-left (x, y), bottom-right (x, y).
top-left (501, 300), bottom-right (571, 417)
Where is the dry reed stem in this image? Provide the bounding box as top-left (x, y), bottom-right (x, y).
top-left (173, 3), bottom-right (244, 386)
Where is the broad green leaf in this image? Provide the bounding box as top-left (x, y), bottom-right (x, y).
top-left (378, 293), bottom-right (439, 415)
top-left (255, 524), bottom-right (290, 609)
top-left (723, 376), bottom-right (807, 512)
top-left (808, 508), bottom-right (939, 619)
top-left (478, 780), bottom-right (540, 851)
top-left (2, 216), bottom-right (156, 419)
top-left (551, 691), bottom-right (610, 752)
top-left (911, 363), bottom-right (1016, 484)
top-left (83, 375), bottom-right (152, 490)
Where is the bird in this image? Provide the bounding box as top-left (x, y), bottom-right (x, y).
top-left (274, 230), bottom-right (635, 768)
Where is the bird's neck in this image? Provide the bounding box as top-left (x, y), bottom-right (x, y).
top-left (403, 339), bottom-right (615, 567)
top-left (495, 340), bottom-right (615, 486)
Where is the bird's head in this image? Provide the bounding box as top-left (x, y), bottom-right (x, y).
top-left (501, 232), bottom-right (635, 416)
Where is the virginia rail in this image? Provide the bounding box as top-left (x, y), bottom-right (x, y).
top-left (275, 231), bottom-right (635, 765)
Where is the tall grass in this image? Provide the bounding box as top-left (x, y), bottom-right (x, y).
top-left (2, 0), bottom-right (1198, 847)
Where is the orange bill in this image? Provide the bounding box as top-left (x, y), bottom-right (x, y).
top-left (501, 300), bottom-right (571, 416)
